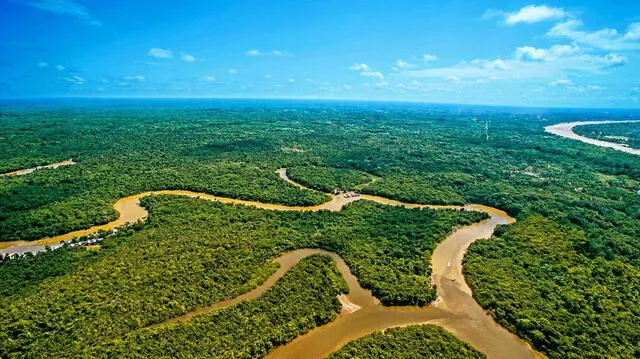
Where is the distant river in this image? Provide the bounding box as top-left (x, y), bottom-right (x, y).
top-left (545, 120), bottom-right (640, 155)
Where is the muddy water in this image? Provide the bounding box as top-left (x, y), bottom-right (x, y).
top-left (266, 207), bottom-right (542, 359)
top-left (545, 120), bottom-right (640, 155)
top-left (1, 169), bottom-right (544, 359)
top-left (0, 172), bottom-right (363, 252)
top-left (0, 159), bottom-right (76, 176)
top-left (0, 173), bottom-right (453, 251)
top-left (0, 192), bottom-right (148, 251)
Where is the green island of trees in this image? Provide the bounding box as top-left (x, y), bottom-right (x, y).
top-left (286, 165), bottom-right (376, 193)
top-left (328, 325), bottom-right (486, 359)
top-left (87, 254), bottom-right (347, 359)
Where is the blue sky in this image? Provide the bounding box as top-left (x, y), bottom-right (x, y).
top-left (1, 0), bottom-right (640, 107)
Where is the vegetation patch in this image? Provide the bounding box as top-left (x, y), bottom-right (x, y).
top-left (573, 122), bottom-right (640, 149)
top-left (286, 165), bottom-right (375, 192)
top-left (84, 255), bottom-right (347, 359)
top-left (465, 215), bottom-right (640, 359)
top-left (329, 325), bottom-right (486, 359)
top-left (0, 246), bottom-right (100, 298)
top-left (362, 173), bottom-right (468, 205)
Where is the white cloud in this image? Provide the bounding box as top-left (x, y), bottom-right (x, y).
top-left (37, 62), bottom-right (48, 68)
top-left (245, 49), bottom-right (288, 56)
top-left (202, 76), bottom-right (215, 82)
top-left (549, 79), bottom-right (573, 86)
top-left (549, 44), bottom-right (582, 57)
top-left (531, 86), bottom-right (546, 93)
top-left (228, 69), bottom-right (238, 74)
top-left (515, 44), bottom-right (581, 61)
top-left (504, 5), bottom-right (566, 25)
top-left (148, 48), bottom-right (174, 58)
top-left (123, 75), bottom-right (145, 82)
top-left (24, 0), bottom-right (102, 25)
top-left (624, 23), bottom-right (640, 41)
top-left (349, 63), bottom-right (370, 71)
top-left (515, 46), bottom-right (547, 60)
top-left (63, 75), bottom-right (86, 85)
top-left (471, 58), bottom-right (508, 70)
top-left (547, 20), bottom-right (581, 37)
top-left (402, 50), bottom-right (625, 83)
top-left (362, 71), bottom-right (384, 79)
top-left (55, 65), bottom-right (65, 71)
top-left (343, 84), bottom-right (352, 89)
top-left (396, 60), bottom-right (415, 69)
top-left (181, 54), bottom-right (196, 62)
top-left (548, 20), bottom-right (640, 50)
top-left (350, 63), bottom-right (384, 79)
top-left (264, 74), bottom-right (272, 79)
top-left (598, 53), bottom-right (627, 68)
top-left (288, 78), bottom-right (296, 83)
top-left (567, 84), bottom-right (605, 93)
top-left (481, 9), bottom-right (506, 20)
top-left (445, 75), bottom-right (461, 82)
top-left (423, 54), bottom-right (438, 62)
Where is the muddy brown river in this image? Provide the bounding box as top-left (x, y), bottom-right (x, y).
top-left (1, 168), bottom-right (544, 359)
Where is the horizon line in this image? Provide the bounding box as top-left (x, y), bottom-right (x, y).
top-left (1, 96), bottom-right (640, 111)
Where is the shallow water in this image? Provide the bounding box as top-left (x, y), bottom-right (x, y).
top-left (265, 207), bottom-right (542, 359)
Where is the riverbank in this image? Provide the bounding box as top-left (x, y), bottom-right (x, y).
top-left (545, 121), bottom-right (640, 155)
top-left (0, 159), bottom-right (76, 176)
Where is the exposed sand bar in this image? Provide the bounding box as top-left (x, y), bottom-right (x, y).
top-left (265, 206), bottom-right (543, 359)
top-left (0, 159), bottom-right (76, 176)
top-left (545, 121), bottom-right (640, 155)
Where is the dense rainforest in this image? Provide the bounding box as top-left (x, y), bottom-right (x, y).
top-left (87, 255), bottom-right (347, 359)
top-left (0, 194), bottom-right (479, 357)
top-left (573, 121), bottom-right (640, 150)
top-left (328, 325), bottom-right (486, 359)
top-left (286, 165), bottom-right (376, 193)
top-left (1, 99), bottom-right (639, 358)
top-left (465, 216), bottom-right (640, 359)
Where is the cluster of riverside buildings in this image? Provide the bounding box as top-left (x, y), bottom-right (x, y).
top-left (0, 229), bottom-right (118, 260)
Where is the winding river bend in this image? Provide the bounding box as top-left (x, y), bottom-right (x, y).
top-left (0, 168), bottom-right (544, 359)
top-left (545, 120), bottom-right (640, 155)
